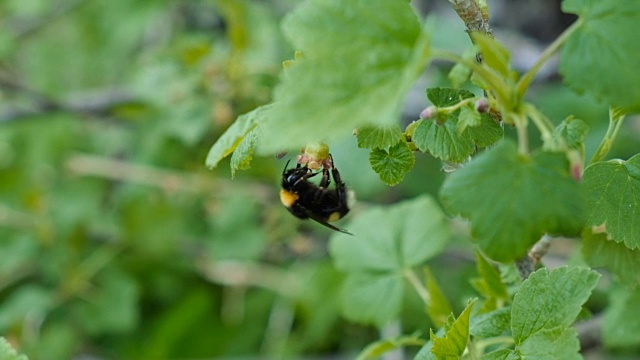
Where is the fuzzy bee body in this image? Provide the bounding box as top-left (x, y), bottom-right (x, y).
top-left (280, 158), bottom-right (352, 235)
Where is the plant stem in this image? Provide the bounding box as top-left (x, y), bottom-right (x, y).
top-left (589, 107), bottom-right (627, 164)
top-left (511, 113), bottom-right (529, 155)
top-left (523, 103), bottom-right (559, 150)
top-left (517, 19), bottom-right (583, 95)
top-left (404, 268), bottom-right (431, 306)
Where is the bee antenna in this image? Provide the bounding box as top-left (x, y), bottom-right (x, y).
top-left (282, 159), bottom-right (292, 175)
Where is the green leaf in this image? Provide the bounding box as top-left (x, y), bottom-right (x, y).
top-left (602, 286), bottom-right (640, 350)
top-left (414, 88), bottom-right (502, 162)
top-left (341, 272), bottom-right (404, 327)
top-left (205, 104), bottom-right (270, 170)
top-left (582, 228), bottom-right (640, 287)
top-left (440, 140), bottom-right (585, 262)
top-left (369, 141), bottom-right (415, 186)
top-left (518, 327), bottom-right (581, 360)
top-left (330, 195), bottom-right (451, 326)
top-left (431, 299), bottom-right (476, 359)
top-left (448, 46), bottom-right (477, 88)
top-left (560, 0), bottom-right (640, 112)
top-left (414, 119), bottom-right (474, 163)
top-left (583, 154), bottom-right (640, 249)
top-left (481, 349), bottom-right (519, 360)
top-left (471, 252), bottom-right (508, 311)
top-left (0, 337), bottom-right (28, 360)
top-left (331, 195), bottom-right (450, 272)
top-left (511, 266), bottom-right (600, 344)
top-left (469, 307), bottom-right (511, 338)
top-left (456, 105), bottom-right (481, 134)
top-left (471, 33), bottom-right (511, 79)
top-left (258, 0), bottom-right (432, 153)
top-left (357, 125), bottom-right (403, 149)
top-left (356, 333), bottom-right (425, 360)
top-left (553, 117), bottom-right (589, 149)
top-left (229, 126), bottom-right (259, 177)
top-left (424, 268), bottom-right (454, 328)
top-left (0, 286), bottom-right (54, 332)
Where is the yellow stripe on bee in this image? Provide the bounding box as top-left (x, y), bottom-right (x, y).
top-left (328, 212), bottom-right (342, 222)
top-left (280, 190), bottom-right (299, 207)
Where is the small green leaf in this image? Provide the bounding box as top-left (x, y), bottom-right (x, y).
top-left (424, 268), bottom-right (454, 328)
top-left (560, 0), bottom-right (640, 112)
top-left (602, 286), bottom-right (640, 350)
top-left (230, 126), bottom-right (259, 177)
top-left (356, 333), bottom-right (426, 360)
top-left (471, 252), bottom-right (508, 311)
top-left (414, 88), bottom-right (502, 162)
top-left (583, 154), bottom-right (640, 249)
top-left (518, 327), bottom-right (581, 360)
top-left (205, 104), bottom-right (270, 169)
top-left (471, 33), bottom-right (511, 79)
top-left (431, 299), bottom-right (476, 359)
top-left (330, 196), bottom-right (451, 326)
top-left (582, 228), bottom-right (640, 287)
top-left (0, 337), bottom-right (28, 360)
top-left (448, 46), bottom-right (477, 88)
top-left (414, 119), bottom-right (474, 163)
top-left (357, 125), bottom-right (403, 149)
top-left (258, 0), bottom-right (432, 152)
top-left (511, 266), bottom-right (600, 344)
top-left (369, 141), bottom-right (415, 186)
top-left (440, 140), bottom-right (585, 262)
top-left (456, 105), bottom-right (481, 134)
top-left (553, 117), bottom-right (589, 149)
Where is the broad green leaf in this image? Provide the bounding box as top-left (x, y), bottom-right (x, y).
top-left (205, 104), bottom-right (270, 169)
top-left (602, 286), bottom-right (640, 349)
top-left (357, 125), bottom-right (403, 149)
top-left (258, 0), bottom-right (432, 153)
top-left (511, 266), bottom-right (599, 343)
top-left (583, 154), bottom-right (640, 249)
top-left (471, 33), bottom-right (511, 79)
top-left (582, 229), bottom-right (640, 288)
top-left (356, 333), bottom-right (425, 360)
top-left (431, 299), bottom-right (476, 359)
top-left (341, 272), bottom-right (404, 327)
top-left (440, 140), bottom-right (585, 262)
top-left (560, 0), bottom-right (640, 112)
top-left (0, 337), bottom-right (28, 360)
top-left (465, 113), bottom-right (503, 148)
top-left (424, 268), bottom-right (453, 328)
top-left (330, 196), bottom-right (451, 326)
top-left (553, 117), bottom-right (588, 149)
top-left (369, 141), bottom-right (415, 186)
top-left (330, 195), bottom-right (450, 273)
top-left (469, 307), bottom-right (511, 338)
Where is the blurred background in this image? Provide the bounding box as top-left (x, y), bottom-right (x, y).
top-left (0, 0), bottom-right (638, 359)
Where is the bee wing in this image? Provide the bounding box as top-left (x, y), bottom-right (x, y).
top-left (305, 211), bottom-right (353, 236)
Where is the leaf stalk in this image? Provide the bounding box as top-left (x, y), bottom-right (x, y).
top-left (589, 107), bottom-right (627, 164)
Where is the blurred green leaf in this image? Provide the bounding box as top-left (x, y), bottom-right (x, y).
top-left (553, 117), bottom-right (589, 149)
top-left (471, 33), bottom-right (512, 79)
top-left (356, 333), bottom-right (425, 360)
top-left (582, 228), bottom-right (640, 287)
top-left (330, 195), bottom-right (451, 326)
top-left (0, 337), bottom-right (28, 360)
top-left (258, 0), bottom-right (431, 153)
top-left (602, 286), bottom-right (640, 350)
top-left (424, 268), bottom-right (453, 328)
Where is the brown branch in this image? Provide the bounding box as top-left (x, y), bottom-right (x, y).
top-left (449, 0), bottom-right (493, 36)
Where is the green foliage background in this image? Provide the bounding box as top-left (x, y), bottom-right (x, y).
top-left (1, 0), bottom-right (639, 359)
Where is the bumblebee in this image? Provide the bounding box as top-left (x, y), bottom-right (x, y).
top-left (280, 156), bottom-right (353, 235)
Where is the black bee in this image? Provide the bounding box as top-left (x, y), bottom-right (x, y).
top-left (280, 156), bottom-right (352, 235)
